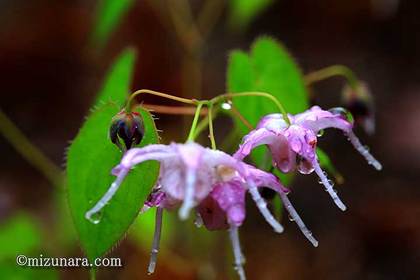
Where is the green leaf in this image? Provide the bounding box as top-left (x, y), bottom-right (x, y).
top-left (91, 0), bottom-right (135, 47)
top-left (94, 48), bottom-right (137, 107)
top-left (0, 212), bottom-right (42, 260)
top-left (67, 104), bottom-right (159, 261)
top-left (229, 0), bottom-right (274, 30)
top-left (227, 36), bottom-right (309, 167)
top-left (228, 37), bottom-right (309, 128)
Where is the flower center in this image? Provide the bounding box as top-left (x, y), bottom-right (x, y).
top-left (216, 165), bottom-right (237, 182)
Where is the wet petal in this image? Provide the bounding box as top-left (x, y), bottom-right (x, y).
top-left (312, 159), bottom-right (347, 211)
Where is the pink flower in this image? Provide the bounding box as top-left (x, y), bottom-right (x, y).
top-left (86, 142), bottom-right (317, 280)
top-left (234, 106), bottom-right (382, 211)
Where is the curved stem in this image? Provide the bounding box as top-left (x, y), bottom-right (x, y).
top-left (126, 89), bottom-right (197, 112)
top-left (207, 103), bottom-right (216, 149)
top-left (211, 92), bottom-right (291, 125)
top-left (187, 102), bottom-right (204, 141)
top-left (305, 65), bottom-right (359, 90)
top-left (140, 104), bottom-right (208, 115)
top-left (0, 109), bottom-right (63, 188)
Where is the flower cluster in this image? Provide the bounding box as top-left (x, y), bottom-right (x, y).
top-left (234, 106), bottom-right (382, 211)
top-left (86, 106), bottom-right (381, 280)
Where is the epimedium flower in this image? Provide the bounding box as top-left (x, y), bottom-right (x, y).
top-left (85, 142), bottom-right (316, 280)
top-left (109, 109), bottom-right (145, 151)
top-left (234, 105), bottom-right (382, 211)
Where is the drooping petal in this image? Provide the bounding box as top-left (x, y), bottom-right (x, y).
top-left (85, 166), bottom-right (130, 223)
top-left (179, 164), bottom-right (198, 220)
top-left (234, 128), bottom-right (295, 173)
top-left (247, 179), bottom-right (284, 233)
top-left (209, 181), bottom-right (246, 227)
top-left (247, 167), bottom-right (318, 246)
top-left (197, 195), bottom-right (229, 230)
top-left (294, 106), bottom-right (353, 133)
top-left (346, 131), bottom-right (382, 170)
top-left (148, 207), bottom-right (163, 274)
top-left (87, 148), bottom-right (173, 223)
top-left (278, 191), bottom-right (318, 247)
top-left (312, 159), bottom-right (347, 211)
top-left (229, 226), bottom-right (246, 280)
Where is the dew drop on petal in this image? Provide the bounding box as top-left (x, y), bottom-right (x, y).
top-left (288, 214), bottom-right (295, 222)
top-left (317, 129), bottom-right (325, 137)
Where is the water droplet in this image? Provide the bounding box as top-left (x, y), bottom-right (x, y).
top-left (221, 102), bottom-right (232, 110)
top-left (288, 214), bottom-right (295, 222)
top-left (318, 179), bottom-right (323, 184)
top-left (87, 211), bottom-right (102, 224)
top-left (328, 107), bottom-right (354, 123)
top-left (317, 129), bottom-right (325, 137)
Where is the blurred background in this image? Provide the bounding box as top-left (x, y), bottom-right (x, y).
top-left (0, 0), bottom-right (419, 279)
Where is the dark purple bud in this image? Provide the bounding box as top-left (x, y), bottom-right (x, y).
top-left (341, 82), bottom-right (375, 134)
top-left (109, 109), bottom-right (145, 151)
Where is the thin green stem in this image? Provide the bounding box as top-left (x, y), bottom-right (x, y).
top-left (207, 103), bottom-right (216, 149)
top-left (211, 92), bottom-right (291, 125)
top-left (194, 106), bottom-right (220, 139)
top-left (187, 102), bottom-right (204, 141)
top-left (126, 89), bottom-right (197, 112)
top-left (304, 65), bottom-right (359, 90)
top-left (0, 109), bottom-right (63, 188)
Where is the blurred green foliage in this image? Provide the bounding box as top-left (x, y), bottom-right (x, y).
top-left (91, 0), bottom-right (135, 47)
top-left (229, 0), bottom-right (274, 29)
top-left (0, 213), bottom-right (58, 279)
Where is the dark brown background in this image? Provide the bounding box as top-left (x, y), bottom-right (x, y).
top-left (0, 0), bottom-right (419, 279)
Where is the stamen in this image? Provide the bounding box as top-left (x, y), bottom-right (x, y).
top-left (179, 168), bottom-right (196, 220)
top-left (313, 160), bottom-right (347, 211)
top-left (278, 191), bottom-right (319, 247)
top-left (85, 167), bottom-right (129, 223)
top-left (346, 131), bottom-right (382, 170)
top-left (248, 181), bottom-right (284, 233)
top-left (229, 226), bottom-right (246, 280)
top-left (148, 207), bottom-right (163, 274)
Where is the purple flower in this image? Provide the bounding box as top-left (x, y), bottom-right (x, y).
top-left (234, 106), bottom-right (382, 211)
top-left (86, 142), bottom-right (317, 280)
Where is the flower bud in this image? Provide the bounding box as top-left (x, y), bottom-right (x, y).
top-left (109, 109), bottom-right (145, 151)
top-left (341, 82), bottom-right (375, 134)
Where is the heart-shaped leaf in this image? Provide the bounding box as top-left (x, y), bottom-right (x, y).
top-left (67, 104), bottom-right (159, 261)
